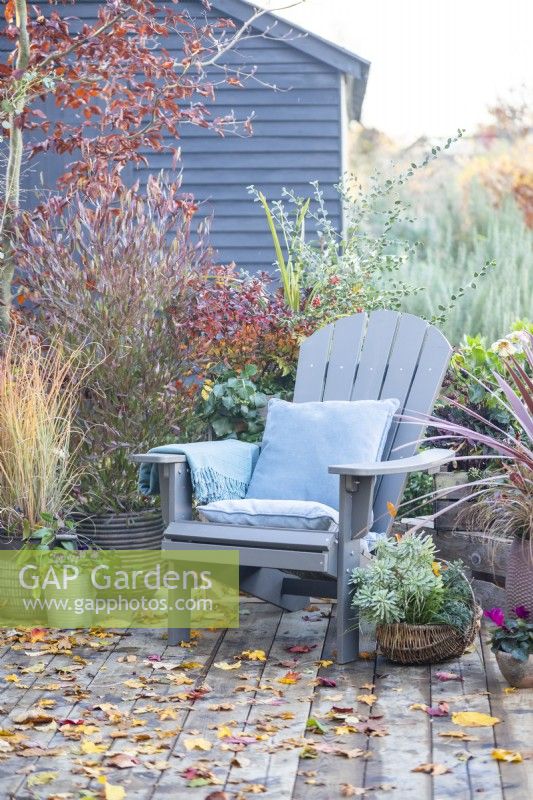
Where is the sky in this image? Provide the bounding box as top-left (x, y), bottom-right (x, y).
top-left (257, 0), bottom-right (533, 141)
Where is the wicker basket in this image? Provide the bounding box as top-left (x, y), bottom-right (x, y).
top-left (375, 567), bottom-right (482, 665)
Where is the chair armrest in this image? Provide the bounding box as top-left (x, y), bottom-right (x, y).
top-left (329, 448), bottom-right (455, 477)
top-left (130, 454), bottom-right (187, 465)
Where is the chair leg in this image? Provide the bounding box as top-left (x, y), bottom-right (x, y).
top-left (167, 585), bottom-right (191, 646)
top-left (240, 567), bottom-right (310, 611)
top-left (335, 553), bottom-right (359, 664)
top-left (168, 627), bottom-right (190, 646)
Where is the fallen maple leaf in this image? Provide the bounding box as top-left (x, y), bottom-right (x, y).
top-left (216, 725), bottom-right (234, 739)
top-left (205, 792), bottom-right (231, 800)
top-left (438, 731), bottom-right (478, 742)
top-left (491, 749), bottom-right (523, 763)
top-left (340, 784), bottom-right (366, 797)
top-left (4, 674), bottom-right (20, 683)
top-left (503, 686), bottom-right (518, 695)
top-left (240, 649), bottom-right (266, 662)
top-left (214, 660), bottom-right (242, 670)
top-left (434, 671), bottom-right (463, 682)
top-left (426, 701), bottom-right (449, 717)
top-left (277, 671), bottom-right (301, 685)
top-left (286, 644), bottom-right (317, 653)
top-left (412, 762), bottom-right (451, 776)
top-left (103, 781), bottom-right (126, 800)
top-left (306, 717), bottom-right (328, 734)
top-left (80, 739), bottom-right (108, 754)
top-left (27, 771), bottom-right (58, 786)
top-left (316, 676), bottom-right (337, 687)
top-left (409, 703), bottom-right (428, 712)
top-left (183, 736), bottom-right (212, 751)
top-left (316, 659), bottom-right (334, 668)
top-left (451, 712), bottom-right (500, 727)
top-left (106, 753), bottom-right (141, 769)
top-left (356, 694), bottom-right (377, 706)
top-left (241, 785), bottom-right (266, 794)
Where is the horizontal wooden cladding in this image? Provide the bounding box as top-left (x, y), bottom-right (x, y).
top-left (181, 121), bottom-right (340, 137)
top-left (204, 227), bottom-right (348, 248)
top-left (195, 214), bottom-right (342, 233)
top-left (152, 136), bottom-right (340, 154)
top-left (177, 104), bottom-right (339, 121)
top-left (148, 151), bottom-right (339, 169)
top-left (137, 168), bottom-right (339, 186)
top-left (192, 87), bottom-right (340, 106)
top-left (133, 176), bottom-right (341, 201)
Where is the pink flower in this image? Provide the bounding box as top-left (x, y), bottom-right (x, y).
top-left (329, 275), bottom-right (340, 286)
top-left (484, 607), bottom-right (505, 627)
top-left (311, 296), bottom-right (322, 308)
top-left (513, 605), bottom-right (530, 619)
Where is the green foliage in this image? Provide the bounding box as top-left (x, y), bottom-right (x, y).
top-left (249, 133), bottom-right (486, 328)
top-left (255, 190), bottom-right (310, 312)
top-left (488, 612), bottom-right (533, 663)
top-left (436, 322), bottom-right (533, 467)
top-left (25, 513), bottom-right (78, 552)
top-left (401, 471), bottom-right (434, 516)
top-left (351, 534), bottom-right (473, 632)
top-left (199, 365), bottom-right (269, 442)
top-left (396, 185), bottom-right (532, 343)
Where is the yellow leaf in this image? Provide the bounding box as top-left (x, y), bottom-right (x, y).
top-left (217, 725), bottom-right (234, 739)
top-left (4, 674), bottom-right (20, 683)
top-left (491, 749), bottom-right (523, 763)
top-left (387, 501), bottom-right (398, 519)
top-left (432, 561), bottom-right (441, 577)
top-left (316, 659), bottom-right (333, 668)
top-left (409, 703), bottom-right (428, 712)
top-left (214, 660), bottom-right (242, 670)
top-left (183, 736), bottom-right (212, 751)
top-left (356, 694), bottom-right (377, 706)
top-left (21, 661), bottom-right (46, 674)
top-left (81, 739), bottom-right (108, 754)
top-left (241, 649), bottom-right (266, 662)
top-left (27, 771), bottom-right (58, 786)
top-left (105, 782), bottom-right (126, 800)
top-left (503, 686), bottom-right (518, 695)
top-left (451, 712), bottom-right (500, 727)
top-left (438, 731), bottom-right (479, 742)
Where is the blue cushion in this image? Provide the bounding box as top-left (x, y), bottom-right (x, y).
top-left (198, 499), bottom-right (338, 531)
top-left (246, 398), bottom-right (399, 510)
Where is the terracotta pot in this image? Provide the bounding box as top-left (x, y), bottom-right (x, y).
top-left (505, 538), bottom-right (533, 615)
top-left (495, 651), bottom-right (533, 688)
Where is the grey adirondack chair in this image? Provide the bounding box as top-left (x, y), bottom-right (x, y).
top-left (133, 310), bottom-right (454, 663)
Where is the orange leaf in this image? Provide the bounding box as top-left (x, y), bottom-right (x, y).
top-left (4, 0), bottom-right (15, 24)
top-left (386, 501), bottom-right (398, 519)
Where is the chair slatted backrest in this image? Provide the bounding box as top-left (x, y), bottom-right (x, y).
top-left (293, 310), bottom-right (452, 534)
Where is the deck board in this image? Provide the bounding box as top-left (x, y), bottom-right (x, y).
top-left (0, 607), bottom-right (529, 800)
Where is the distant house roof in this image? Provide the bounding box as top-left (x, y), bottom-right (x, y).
top-left (208, 0), bottom-right (371, 120)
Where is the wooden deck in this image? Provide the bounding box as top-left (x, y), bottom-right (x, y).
top-left (0, 601), bottom-right (530, 800)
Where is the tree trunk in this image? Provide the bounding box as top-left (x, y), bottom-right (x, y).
top-left (0, 0), bottom-right (30, 334)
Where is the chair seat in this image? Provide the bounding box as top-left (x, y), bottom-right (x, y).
top-left (197, 498), bottom-right (339, 531)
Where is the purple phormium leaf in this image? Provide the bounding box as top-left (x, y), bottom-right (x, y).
top-left (494, 372), bottom-right (533, 440)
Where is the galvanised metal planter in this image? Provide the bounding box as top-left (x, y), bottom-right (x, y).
top-left (73, 510), bottom-right (164, 550)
